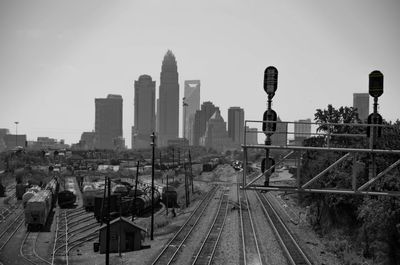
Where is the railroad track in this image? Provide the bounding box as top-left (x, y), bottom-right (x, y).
top-left (0, 211), bottom-right (24, 251)
top-left (238, 188), bottom-right (262, 265)
top-left (20, 231), bottom-right (51, 265)
top-left (256, 191), bottom-right (313, 265)
top-left (191, 190), bottom-right (229, 265)
top-left (52, 207), bottom-right (98, 265)
top-left (51, 209), bottom-right (69, 265)
top-left (151, 186), bottom-right (219, 265)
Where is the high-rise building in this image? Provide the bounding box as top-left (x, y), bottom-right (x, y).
top-left (200, 109), bottom-right (235, 153)
top-left (158, 50), bottom-right (179, 147)
top-left (193, 101), bottom-right (219, 146)
top-left (95, 94), bottom-right (123, 150)
top-left (353, 93), bottom-right (370, 121)
top-left (244, 126), bottom-right (258, 145)
top-left (294, 118), bottom-right (311, 145)
top-left (183, 80), bottom-right (200, 144)
top-left (271, 116), bottom-right (288, 146)
top-left (228, 107), bottom-right (244, 147)
top-left (133, 75), bottom-right (156, 149)
top-left (80, 132), bottom-right (96, 150)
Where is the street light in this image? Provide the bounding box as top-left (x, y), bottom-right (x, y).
top-left (14, 121), bottom-right (19, 147)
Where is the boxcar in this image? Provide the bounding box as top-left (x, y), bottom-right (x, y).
top-left (25, 190), bottom-right (52, 230)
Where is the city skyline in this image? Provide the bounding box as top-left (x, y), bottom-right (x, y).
top-left (1, 1), bottom-right (399, 146)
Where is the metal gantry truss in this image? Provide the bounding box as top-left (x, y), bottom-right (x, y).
top-left (241, 120), bottom-right (400, 197)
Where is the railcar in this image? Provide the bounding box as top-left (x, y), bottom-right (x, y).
top-left (16, 183), bottom-right (28, 200)
top-left (45, 178), bottom-right (59, 206)
top-left (82, 183), bottom-right (104, 211)
top-left (58, 190), bottom-right (76, 208)
top-left (202, 158), bottom-right (220, 172)
top-left (0, 184), bottom-right (4, 197)
top-left (161, 187), bottom-right (178, 208)
top-left (93, 194), bottom-right (119, 222)
top-left (25, 190), bottom-right (53, 230)
top-left (133, 191), bottom-right (161, 216)
top-left (22, 186), bottom-right (41, 208)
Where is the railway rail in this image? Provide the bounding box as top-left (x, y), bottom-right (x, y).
top-left (151, 186), bottom-right (219, 265)
top-left (52, 207), bottom-right (98, 265)
top-left (20, 231), bottom-right (51, 265)
top-left (0, 211), bottom-right (24, 251)
top-left (256, 191), bottom-right (313, 265)
top-left (238, 188), bottom-right (262, 265)
top-left (191, 190), bottom-right (229, 265)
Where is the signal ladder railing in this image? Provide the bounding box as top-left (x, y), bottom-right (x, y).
top-left (241, 120), bottom-right (400, 197)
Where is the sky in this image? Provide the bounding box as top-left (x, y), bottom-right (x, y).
top-left (0, 0), bottom-right (399, 147)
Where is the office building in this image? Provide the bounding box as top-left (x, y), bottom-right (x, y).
top-left (183, 80), bottom-right (200, 145)
top-left (3, 134), bottom-right (27, 150)
top-left (133, 75), bottom-right (156, 149)
top-left (294, 118), bottom-right (311, 145)
top-left (95, 94), bottom-right (123, 150)
top-left (158, 50), bottom-right (180, 147)
top-left (271, 116), bottom-right (288, 146)
top-left (80, 132), bottom-right (96, 150)
top-left (228, 107), bottom-right (244, 147)
top-left (245, 126), bottom-right (258, 145)
top-left (193, 101), bottom-right (219, 146)
top-left (200, 109), bottom-right (235, 153)
top-left (353, 93), bottom-right (370, 122)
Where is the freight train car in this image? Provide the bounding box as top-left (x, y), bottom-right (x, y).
top-left (202, 158), bottom-right (220, 172)
top-left (161, 186), bottom-right (178, 208)
top-left (16, 183), bottom-right (28, 200)
top-left (25, 190), bottom-right (53, 230)
top-left (82, 182), bottom-right (105, 211)
top-left (58, 190), bottom-right (76, 208)
top-left (45, 178), bottom-right (59, 206)
top-left (0, 184), bottom-right (4, 197)
top-left (93, 194), bottom-right (119, 222)
top-left (22, 186), bottom-right (41, 208)
top-left (133, 192), bottom-right (161, 216)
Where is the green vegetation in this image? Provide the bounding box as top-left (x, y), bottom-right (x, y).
top-left (301, 104), bottom-right (400, 265)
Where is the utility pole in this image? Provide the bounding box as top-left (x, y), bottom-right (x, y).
top-left (189, 149), bottom-right (194, 193)
top-left (132, 160), bottom-right (139, 221)
top-left (106, 177), bottom-right (111, 265)
top-left (150, 132), bottom-right (155, 240)
top-left (172, 147), bottom-right (175, 182)
top-left (14, 121), bottom-right (18, 147)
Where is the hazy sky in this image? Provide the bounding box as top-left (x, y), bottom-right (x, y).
top-left (1, 0), bottom-right (399, 146)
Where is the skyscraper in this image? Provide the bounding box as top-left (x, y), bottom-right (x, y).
top-left (353, 93), bottom-right (370, 122)
top-left (294, 118), bottom-right (311, 145)
top-left (133, 75), bottom-right (155, 149)
top-left (95, 94), bottom-right (123, 150)
top-left (201, 109), bottom-right (235, 153)
top-left (183, 80), bottom-right (200, 144)
top-left (193, 101), bottom-right (219, 146)
top-left (158, 50), bottom-right (179, 147)
top-left (271, 116), bottom-right (288, 146)
top-left (228, 107), bottom-right (245, 147)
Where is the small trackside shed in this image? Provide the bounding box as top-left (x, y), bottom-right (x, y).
top-left (99, 217), bottom-right (147, 254)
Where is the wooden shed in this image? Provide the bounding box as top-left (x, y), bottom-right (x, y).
top-left (99, 217), bottom-right (147, 254)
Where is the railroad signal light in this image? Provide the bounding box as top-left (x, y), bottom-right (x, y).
top-left (369, 70), bottom-right (384, 98)
top-left (367, 113), bottom-right (383, 138)
top-left (262, 109), bottom-right (277, 136)
top-left (264, 66), bottom-right (278, 96)
top-left (261, 157), bottom-right (275, 173)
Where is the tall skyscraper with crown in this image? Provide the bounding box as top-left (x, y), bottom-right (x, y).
top-left (158, 50), bottom-right (179, 147)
